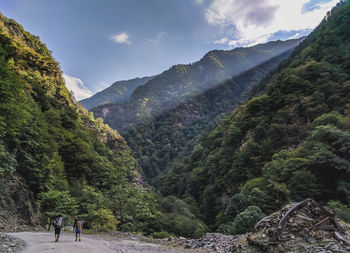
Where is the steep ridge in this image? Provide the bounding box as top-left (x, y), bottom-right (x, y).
top-left (91, 38), bottom-right (303, 131)
top-left (158, 0), bottom-right (350, 232)
top-left (80, 75), bottom-right (156, 110)
top-left (0, 13), bottom-right (138, 229)
top-left (123, 50), bottom-right (293, 182)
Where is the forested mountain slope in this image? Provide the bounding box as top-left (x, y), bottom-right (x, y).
top-left (0, 12), bottom-right (140, 229)
top-left (80, 75), bottom-right (155, 110)
top-left (158, 0), bottom-right (350, 232)
top-left (124, 50), bottom-right (293, 182)
top-left (91, 38), bottom-right (303, 131)
top-left (0, 13), bottom-right (212, 238)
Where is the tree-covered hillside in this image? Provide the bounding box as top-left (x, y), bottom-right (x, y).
top-left (124, 50), bottom-right (293, 182)
top-left (0, 12), bottom-right (140, 228)
top-left (91, 38), bottom-right (303, 131)
top-left (0, 14), bottom-right (209, 237)
top-left (80, 75), bottom-right (156, 110)
top-left (158, 0), bottom-right (350, 232)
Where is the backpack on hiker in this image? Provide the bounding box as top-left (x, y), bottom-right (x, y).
top-left (53, 216), bottom-right (63, 228)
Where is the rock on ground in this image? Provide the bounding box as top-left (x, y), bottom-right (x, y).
top-left (0, 234), bottom-right (26, 253)
top-left (172, 233), bottom-right (244, 253)
top-left (173, 199), bottom-right (350, 253)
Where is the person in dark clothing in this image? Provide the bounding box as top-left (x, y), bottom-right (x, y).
top-left (73, 218), bottom-right (83, 242)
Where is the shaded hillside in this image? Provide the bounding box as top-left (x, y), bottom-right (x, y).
top-left (80, 75), bottom-right (155, 110)
top-left (159, 0), bottom-right (350, 231)
top-left (124, 50), bottom-right (293, 182)
top-left (91, 38), bottom-right (303, 131)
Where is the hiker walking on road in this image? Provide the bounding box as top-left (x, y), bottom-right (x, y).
top-left (73, 218), bottom-right (83, 242)
top-left (52, 215), bottom-right (64, 242)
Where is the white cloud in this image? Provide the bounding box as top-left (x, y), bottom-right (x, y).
top-left (110, 32), bottom-right (131, 44)
top-left (288, 32), bottom-right (302, 40)
top-left (196, 0), bottom-right (204, 4)
top-left (148, 32), bottom-right (167, 43)
top-left (214, 37), bottom-right (237, 47)
top-left (205, 0), bottom-right (339, 46)
top-left (63, 74), bottom-right (93, 100)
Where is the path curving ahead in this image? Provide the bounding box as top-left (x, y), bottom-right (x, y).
top-left (8, 232), bottom-right (197, 253)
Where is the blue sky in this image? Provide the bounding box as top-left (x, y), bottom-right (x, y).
top-left (0, 0), bottom-right (338, 99)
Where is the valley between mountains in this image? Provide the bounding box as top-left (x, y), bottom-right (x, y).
top-left (1, 1), bottom-right (350, 253)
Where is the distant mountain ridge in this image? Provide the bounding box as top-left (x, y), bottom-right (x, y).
top-left (80, 75), bottom-right (155, 109)
top-left (124, 50), bottom-right (294, 182)
top-left (92, 38), bottom-right (304, 131)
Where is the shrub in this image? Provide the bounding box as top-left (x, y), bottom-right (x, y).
top-left (38, 190), bottom-right (78, 221)
top-left (327, 200), bottom-right (350, 223)
top-left (217, 222), bottom-right (235, 235)
top-left (231, 206), bottom-right (265, 235)
top-left (151, 231), bottom-right (172, 239)
top-left (224, 193), bottom-right (249, 220)
top-left (86, 208), bottom-right (118, 231)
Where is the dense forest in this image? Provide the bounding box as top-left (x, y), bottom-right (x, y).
top-left (124, 50), bottom-right (294, 182)
top-left (0, 13), bottom-right (207, 238)
top-left (158, 0), bottom-right (350, 233)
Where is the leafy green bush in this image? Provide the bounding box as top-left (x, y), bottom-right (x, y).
top-left (224, 193), bottom-right (249, 221)
top-left (38, 190), bottom-right (78, 219)
top-left (217, 222), bottom-right (235, 235)
top-left (160, 213), bottom-right (207, 238)
top-left (327, 200), bottom-right (350, 223)
top-left (151, 231), bottom-right (172, 239)
top-left (86, 208), bottom-right (118, 231)
top-left (231, 206), bottom-right (265, 235)
top-left (218, 206), bottom-right (264, 235)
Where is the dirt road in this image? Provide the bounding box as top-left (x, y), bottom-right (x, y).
top-left (8, 232), bottom-right (199, 253)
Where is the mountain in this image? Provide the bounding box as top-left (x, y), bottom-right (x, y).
top-left (158, 0), bottom-right (350, 232)
top-left (124, 50), bottom-right (294, 182)
top-left (0, 13), bottom-right (141, 230)
top-left (0, 13), bottom-right (212, 238)
top-left (91, 38), bottom-right (304, 131)
top-left (80, 76), bottom-right (155, 110)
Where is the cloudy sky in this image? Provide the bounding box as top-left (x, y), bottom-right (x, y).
top-left (1, 0), bottom-right (338, 100)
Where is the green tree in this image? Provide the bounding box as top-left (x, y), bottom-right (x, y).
top-left (86, 208), bottom-right (118, 231)
top-left (38, 190), bottom-right (78, 220)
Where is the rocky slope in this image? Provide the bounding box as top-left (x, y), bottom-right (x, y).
top-left (80, 75), bottom-right (156, 110)
top-left (91, 38), bottom-right (303, 131)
